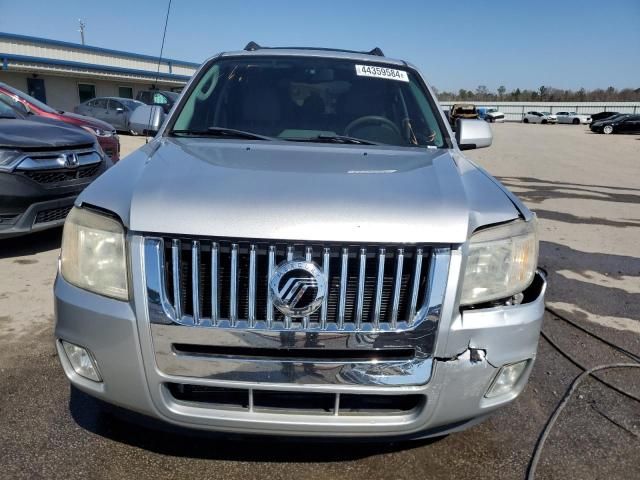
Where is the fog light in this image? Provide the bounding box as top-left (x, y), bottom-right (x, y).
top-left (485, 360), bottom-right (528, 398)
top-left (61, 341), bottom-right (102, 382)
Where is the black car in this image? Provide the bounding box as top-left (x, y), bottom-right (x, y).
top-left (0, 99), bottom-right (109, 238)
top-left (590, 114), bottom-right (640, 135)
top-left (589, 111), bottom-right (619, 123)
top-left (135, 90), bottom-right (179, 114)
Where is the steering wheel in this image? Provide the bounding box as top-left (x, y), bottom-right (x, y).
top-left (345, 115), bottom-right (402, 139)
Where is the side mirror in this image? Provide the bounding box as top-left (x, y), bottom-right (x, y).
top-left (128, 105), bottom-right (165, 135)
top-left (14, 101), bottom-right (30, 115)
top-left (456, 119), bottom-right (493, 150)
top-left (115, 107), bottom-right (125, 113)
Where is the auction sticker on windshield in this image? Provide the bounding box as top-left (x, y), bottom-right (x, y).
top-left (355, 64), bottom-right (409, 82)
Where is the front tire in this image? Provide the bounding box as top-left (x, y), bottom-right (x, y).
top-left (523, 118), bottom-right (529, 123)
top-left (603, 125), bottom-right (614, 134)
top-left (541, 119), bottom-right (547, 124)
top-left (572, 118), bottom-right (580, 125)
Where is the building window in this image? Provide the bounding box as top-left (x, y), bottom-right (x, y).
top-left (78, 83), bottom-right (96, 103)
top-left (118, 86), bottom-right (133, 99)
top-left (27, 78), bottom-right (47, 103)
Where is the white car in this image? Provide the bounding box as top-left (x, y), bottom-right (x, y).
top-left (523, 111), bottom-right (557, 124)
top-left (555, 111), bottom-right (592, 125)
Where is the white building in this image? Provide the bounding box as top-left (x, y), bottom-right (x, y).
top-left (0, 32), bottom-right (199, 111)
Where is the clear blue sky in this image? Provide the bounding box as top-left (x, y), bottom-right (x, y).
top-left (1, 0), bottom-right (638, 92)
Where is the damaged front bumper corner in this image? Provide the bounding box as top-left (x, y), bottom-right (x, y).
top-left (419, 271), bottom-right (546, 435)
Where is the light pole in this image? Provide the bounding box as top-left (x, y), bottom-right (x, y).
top-left (78, 19), bottom-right (86, 45)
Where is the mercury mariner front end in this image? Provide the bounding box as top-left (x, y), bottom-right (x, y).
top-left (54, 46), bottom-right (546, 438)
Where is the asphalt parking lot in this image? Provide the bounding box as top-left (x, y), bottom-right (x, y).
top-left (1, 124), bottom-right (638, 479)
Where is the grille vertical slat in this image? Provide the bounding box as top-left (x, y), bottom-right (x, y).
top-left (391, 248), bottom-right (404, 328)
top-left (159, 238), bottom-right (443, 332)
top-left (302, 246), bottom-right (313, 329)
top-left (408, 248), bottom-right (423, 324)
top-left (192, 241), bottom-right (201, 324)
top-left (373, 249), bottom-right (386, 328)
top-left (337, 247), bottom-right (349, 329)
top-left (266, 246), bottom-right (275, 327)
top-left (355, 248), bottom-right (367, 328)
top-left (284, 245), bottom-right (294, 328)
top-left (211, 242), bottom-right (219, 325)
top-left (320, 248), bottom-right (330, 329)
top-left (248, 245), bottom-right (257, 326)
top-left (172, 239), bottom-right (183, 320)
top-left (230, 244), bottom-right (238, 325)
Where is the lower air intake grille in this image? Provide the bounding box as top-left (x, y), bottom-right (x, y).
top-left (34, 205), bottom-right (72, 224)
top-left (167, 384), bottom-right (423, 416)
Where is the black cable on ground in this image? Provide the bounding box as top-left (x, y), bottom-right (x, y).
top-left (526, 363), bottom-right (640, 480)
top-left (540, 330), bottom-right (640, 403)
top-left (545, 305), bottom-right (640, 362)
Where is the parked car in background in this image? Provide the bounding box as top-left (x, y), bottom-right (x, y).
top-left (0, 82), bottom-right (120, 162)
top-left (555, 111), bottom-right (591, 124)
top-left (590, 111), bottom-right (619, 123)
top-left (74, 97), bottom-right (144, 134)
top-left (0, 98), bottom-right (109, 238)
top-left (478, 107), bottom-right (505, 123)
top-left (522, 111), bottom-right (556, 124)
top-left (589, 113), bottom-right (627, 131)
top-left (136, 90), bottom-right (179, 114)
top-left (448, 103), bottom-right (478, 128)
top-left (590, 114), bottom-right (640, 134)
top-left (55, 44), bottom-right (545, 440)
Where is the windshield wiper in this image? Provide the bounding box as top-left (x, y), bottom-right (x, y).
top-left (286, 135), bottom-right (380, 145)
top-left (171, 127), bottom-right (273, 141)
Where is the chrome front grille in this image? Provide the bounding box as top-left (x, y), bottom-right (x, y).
top-left (146, 237), bottom-right (450, 332)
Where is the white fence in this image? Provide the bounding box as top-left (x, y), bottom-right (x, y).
top-left (439, 101), bottom-right (640, 122)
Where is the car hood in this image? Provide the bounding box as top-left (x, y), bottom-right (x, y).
top-left (79, 138), bottom-right (523, 244)
top-left (0, 117), bottom-right (95, 149)
top-left (61, 111), bottom-right (115, 131)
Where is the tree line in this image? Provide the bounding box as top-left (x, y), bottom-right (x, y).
top-left (435, 85), bottom-right (640, 102)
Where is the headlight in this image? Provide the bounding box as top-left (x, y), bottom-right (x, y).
top-left (81, 125), bottom-right (114, 137)
top-left (0, 149), bottom-right (24, 171)
top-left (460, 219), bottom-right (538, 306)
top-left (60, 207), bottom-right (128, 300)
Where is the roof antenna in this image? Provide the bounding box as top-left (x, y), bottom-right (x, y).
top-left (146, 0), bottom-right (172, 144)
top-left (244, 41), bottom-right (262, 51)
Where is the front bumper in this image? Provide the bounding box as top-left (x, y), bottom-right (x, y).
top-left (0, 153), bottom-right (108, 238)
top-left (54, 240), bottom-right (546, 438)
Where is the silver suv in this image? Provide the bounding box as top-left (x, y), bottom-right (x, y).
top-left (54, 44), bottom-right (546, 439)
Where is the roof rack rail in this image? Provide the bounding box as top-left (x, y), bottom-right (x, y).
top-left (243, 42), bottom-right (385, 57)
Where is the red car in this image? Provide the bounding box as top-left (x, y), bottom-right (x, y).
top-left (0, 83), bottom-right (120, 162)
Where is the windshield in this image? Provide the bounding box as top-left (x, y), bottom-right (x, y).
top-left (0, 83), bottom-right (58, 113)
top-left (171, 56), bottom-right (446, 148)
